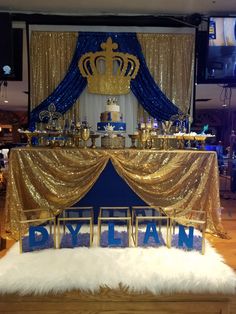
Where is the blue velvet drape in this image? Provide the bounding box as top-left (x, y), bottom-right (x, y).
top-left (29, 32), bottom-right (180, 129)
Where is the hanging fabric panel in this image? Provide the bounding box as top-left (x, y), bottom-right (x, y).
top-left (29, 32), bottom-right (181, 129)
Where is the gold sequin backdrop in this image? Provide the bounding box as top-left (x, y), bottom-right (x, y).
top-left (30, 31), bottom-right (195, 121)
top-left (30, 32), bottom-right (79, 121)
top-left (137, 33), bottom-right (195, 120)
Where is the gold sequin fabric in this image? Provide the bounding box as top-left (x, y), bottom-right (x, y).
top-left (4, 148), bottom-right (226, 240)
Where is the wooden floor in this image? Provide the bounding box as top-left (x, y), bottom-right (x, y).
top-left (0, 191), bottom-right (236, 314)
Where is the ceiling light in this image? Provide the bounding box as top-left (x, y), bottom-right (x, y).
top-left (2, 65), bottom-right (11, 75)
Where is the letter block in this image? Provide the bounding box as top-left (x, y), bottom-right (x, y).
top-left (169, 209), bottom-right (207, 254)
top-left (132, 206), bottom-right (170, 247)
top-left (18, 208), bottom-right (56, 253)
top-left (57, 207), bottom-right (94, 248)
top-left (97, 207), bottom-right (131, 247)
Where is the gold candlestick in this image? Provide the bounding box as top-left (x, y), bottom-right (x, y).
top-left (25, 132), bottom-right (36, 147)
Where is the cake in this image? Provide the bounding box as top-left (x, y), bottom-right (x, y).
top-left (97, 98), bottom-right (126, 132)
top-left (97, 98), bottom-right (126, 148)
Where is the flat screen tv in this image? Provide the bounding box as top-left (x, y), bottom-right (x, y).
top-left (204, 16), bottom-right (236, 85)
top-left (0, 28), bottom-right (23, 81)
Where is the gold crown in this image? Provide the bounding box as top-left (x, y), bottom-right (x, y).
top-left (78, 37), bottom-right (140, 95)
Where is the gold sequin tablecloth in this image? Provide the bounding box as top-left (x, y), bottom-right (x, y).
top-left (4, 147), bottom-right (225, 239)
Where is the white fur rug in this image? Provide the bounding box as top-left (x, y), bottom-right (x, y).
top-left (0, 234), bottom-right (236, 296)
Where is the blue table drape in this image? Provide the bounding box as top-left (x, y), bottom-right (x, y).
top-left (76, 160), bottom-right (147, 222)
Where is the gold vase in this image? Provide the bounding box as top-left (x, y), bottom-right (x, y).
top-left (81, 128), bottom-right (90, 148)
top-left (139, 129), bottom-right (149, 149)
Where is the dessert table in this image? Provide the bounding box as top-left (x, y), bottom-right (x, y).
top-left (4, 147), bottom-right (225, 239)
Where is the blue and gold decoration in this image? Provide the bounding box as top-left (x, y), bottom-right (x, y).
top-left (97, 122), bottom-right (126, 132)
top-left (29, 32), bottom-right (180, 129)
top-left (39, 103), bottom-right (62, 124)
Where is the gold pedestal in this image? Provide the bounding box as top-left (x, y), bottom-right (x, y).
top-left (90, 134), bottom-right (100, 149)
top-left (128, 134), bottom-right (139, 148)
top-left (101, 135), bottom-right (125, 149)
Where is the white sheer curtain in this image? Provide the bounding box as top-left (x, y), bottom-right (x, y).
top-left (79, 88), bottom-right (138, 146)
